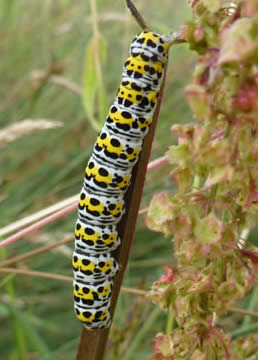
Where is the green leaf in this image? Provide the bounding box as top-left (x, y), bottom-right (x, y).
top-left (202, 0), bottom-right (221, 13)
top-left (97, 36), bottom-right (107, 125)
top-left (193, 213), bottom-right (220, 244)
top-left (82, 35), bottom-right (107, 131)
top-left (231, 323), bottom-right (258, 340)
top-left (145, 192), bottom-right (174, 236)
top-left (17, 310), bottom-right (53, 360)
top-left (171, 167), bottom-right (192, 193)
top-left (205, 164), bottom-right (234, 187)
top-left (185, 84), bottom-right (209, 120)
top-left (218, 17), bottom-right (258, 65)
top-left (167, 143), bottom-right (190, 166)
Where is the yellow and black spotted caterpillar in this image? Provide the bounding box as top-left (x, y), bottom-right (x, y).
top-left (72, 3), bottom-right (181, 329)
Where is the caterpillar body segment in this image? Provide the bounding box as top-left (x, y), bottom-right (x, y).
top-left (73, 30), bottom-right (171, 330)
top-left (84, 157), bottom-right (132, 196)
top-left (75, 220), bottom-right (121, 254)
top-left (74, 301), bottom-right (112, 330)
top-left (72, 251), bottom-right (119, 283)
top-left (106, 105), bottom-right (152, 141)
top-left (73, 277), bottom-right (113, 307)
top-left (130, 31), bottom-right (169, 62)
top-left (78, 188), bottom-right (125, 226)
top-left (93, 125), bottom-right (143, 170)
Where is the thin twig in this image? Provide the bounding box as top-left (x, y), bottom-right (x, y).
top-left (0, 194), bottom-right (78, 238)
top-left (147, 155), bottom-right (168, 171)
top-left (0, 267), bottom-right (147, 296)
top-left (0, 200), bottom-right (78, 248)
top-left (0, 267), bottom-right (72, 282)
top-left (1, 267), bottom-right (257, 320)
top-left (121, 287), bottom-right (147, 296)
top-left (126, 0), bottom-right (148, 30)
top-left (0, 155), bottom-right (167, 248)
top-left (229, 307), bottom-right (258, 319)
top-left (138, 207), bottom-right (148, 216)
top-left (0, 235), bottom-right (74, 267)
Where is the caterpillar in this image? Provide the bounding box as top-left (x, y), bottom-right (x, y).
top-left (73, 0), bottom-right (182, 330)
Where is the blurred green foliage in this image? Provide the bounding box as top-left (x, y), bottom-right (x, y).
top-left (0, 0), bottom-right (197, 359)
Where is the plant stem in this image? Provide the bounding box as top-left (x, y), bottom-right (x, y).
top-left (0, 248), bottom-right (27, 360)
top-left (166, 311), bottom-right (175, 333)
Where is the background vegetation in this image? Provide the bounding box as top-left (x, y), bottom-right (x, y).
top-left (0, 1), bottom-right (256, 359)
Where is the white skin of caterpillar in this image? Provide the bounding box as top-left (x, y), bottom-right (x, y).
top-left (74, 31), bottom-right (169, 329)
